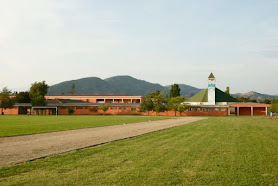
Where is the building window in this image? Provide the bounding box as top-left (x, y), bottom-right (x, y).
top-left (120, 107), bottom-right (126, 110)
top-left (208, 108), bottom-right (213, 111)
top-left (215, 108), bottom-right (219, 111)
top-left (197, 108), bottom-right (201, 111)
top-left (202, 108), bottom-right (207, 111)
top-left (221, 108), bottom-right (226, 112)
top-left (131, 108), bottom-right (136, 111)
top-left (110, 107), bottom-right (118, 110)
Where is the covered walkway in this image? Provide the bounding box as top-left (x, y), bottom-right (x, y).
top-left (229, 103), bottom-right (270, 116)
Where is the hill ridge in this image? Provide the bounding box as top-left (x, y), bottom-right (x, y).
top-left (47, 75), bottom-right (201, 97)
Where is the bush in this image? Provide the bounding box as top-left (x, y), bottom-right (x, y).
top-left (89, 107), bottom-right (98, 112)
top-left (68, 107), bottom-right (74, 115)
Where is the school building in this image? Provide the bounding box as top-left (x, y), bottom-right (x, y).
top-left (1, 73), bottom-right (270, 116)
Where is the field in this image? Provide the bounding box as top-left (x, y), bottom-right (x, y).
top-left (0, 115), bottom-right (170, 137)
top-left (0, 117), bottom-right (278, 185)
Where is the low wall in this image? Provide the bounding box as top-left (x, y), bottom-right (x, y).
top-left (1, 107), bottom-right (18, 115)
top-left (141, 109), bottom-right (228, 116)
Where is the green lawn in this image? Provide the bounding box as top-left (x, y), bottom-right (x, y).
top-left (0, 115), bottom-right (171, 137)
top-left (1, 117), bottom-right (278, 185)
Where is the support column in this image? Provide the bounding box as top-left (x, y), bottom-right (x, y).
top-left (131, 99), bottom-right (133, 104)
top-left (104, 99), bottom-right (106, 103)
top-left (113, 99), bottom-right (115, 103)
top-left (251, 107), bottom-right (253, 116)
top-left (122, 99), bottom-right (124, 103)
top-left (265, 107), bottom-right (268, 116)
top-left (56, 107), bottom-right (58, 116)
top-left (237, 107), bottom-right (239, 116)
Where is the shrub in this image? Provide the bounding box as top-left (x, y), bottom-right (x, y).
top-left (68, 107), bottom-right (74, 115)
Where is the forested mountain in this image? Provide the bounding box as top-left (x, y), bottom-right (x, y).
top-left (47, 75), bottom-right (201, 97)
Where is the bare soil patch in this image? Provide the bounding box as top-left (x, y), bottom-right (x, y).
top-left (0, 117), bottom-right (206, 166)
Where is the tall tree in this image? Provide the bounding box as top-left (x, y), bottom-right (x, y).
top-left (69, 83), bottom-right (75, 95)
top-left (14, 91), bottom-right (31, 103)
top-left (225, 87), bottom-right (230, 95)
top-left (0, 87), bottom-right (14, 115)
top-left (29, 81), bottom-right (49, 106)
top-left (140, 95), bottom-right (154, 115)
top-left (151, 90), bottom-right (168, 116)
top-left (170, 84), bottom-right (181, 98)
top-left (167, 96), bottom-right (185, 116)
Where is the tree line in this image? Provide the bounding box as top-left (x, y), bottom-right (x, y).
top-left (140, 84), bottom-right (190, 116)
top-left (0, 81), bottom-right (49, 115)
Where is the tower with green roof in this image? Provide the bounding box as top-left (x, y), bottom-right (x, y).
top-left (186, 73), bottom-right (238, 105)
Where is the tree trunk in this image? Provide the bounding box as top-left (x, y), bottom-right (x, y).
top-left (174, 111), bottom-right (176, 116)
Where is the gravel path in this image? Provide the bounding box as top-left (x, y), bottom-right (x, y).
top-left (0, 117), bottom-right (206, 166)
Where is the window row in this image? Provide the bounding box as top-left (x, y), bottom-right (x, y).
top-left (59, 107), bottom-right (137, 111)
top-left (190, 108), bottom-right (226, 112)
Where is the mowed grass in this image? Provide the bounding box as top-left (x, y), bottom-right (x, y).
top-left (0, 115), bottom-right (171, 137)
top-left (1, 117), bottom-right (277, 185)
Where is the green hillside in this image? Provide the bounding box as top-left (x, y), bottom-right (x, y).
top-left (47, 75), bottom-right (201, 97)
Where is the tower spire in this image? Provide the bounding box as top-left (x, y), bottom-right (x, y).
top-left (208, 73), bottom-right (216, 105)
top-left (208, 73), bottom-right (215, 79)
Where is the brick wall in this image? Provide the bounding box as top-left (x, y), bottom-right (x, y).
top-left (1, 107), bottom-right (18, 115)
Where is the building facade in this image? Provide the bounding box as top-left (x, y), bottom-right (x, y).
top-left (184, 73), bottom-right (270, 116)
top-left (1, 73), bottom-right (270, 116)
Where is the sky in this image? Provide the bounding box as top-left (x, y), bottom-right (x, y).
top-left (0, 0), bottom-right (278, 95)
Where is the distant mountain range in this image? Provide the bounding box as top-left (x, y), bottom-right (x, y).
top-left (47, 75), bottom-right (201, 97)
top-left (232, 91), bottom-right (277, 102)
top-left (47, 75), bottom-right (277, 101)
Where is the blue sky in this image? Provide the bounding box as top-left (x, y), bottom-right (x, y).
top-left (0, 0), bottom-right (278, 94)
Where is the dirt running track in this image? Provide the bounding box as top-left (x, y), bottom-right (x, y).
top-left (0, 117), bottom-right (206, 166)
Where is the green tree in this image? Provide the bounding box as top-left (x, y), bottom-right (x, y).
top-left (177, 103), bottom-right (191, 116)
top-left (152, 90), bottom-right (168, 116)
top-left (68, 107), bottom-right (74, 115)
top-left (29, 81), bottom-right (49, 106)
top-left (167, 96), bottom-right (185, 116)
top-left (238, 97), bottom-right (257, 103)
top-left (140, 95), bottom-right (154, 115)
top-left (263, 98), bottom-right (272, 104)
top-left (99, 104), bottom-right (109, 115)
top-left (14, 91), bottom-right (31, 103)
top-left (170, 84), bottom-right (181, 97)
top-left (0, 87), bottom-right (14, 115)
top-left (270, 99), bottom-right (278, 118)
top-left (225, 87), bottom-right (230, 95)
top-left (69, 83), bottom-right (75, 95)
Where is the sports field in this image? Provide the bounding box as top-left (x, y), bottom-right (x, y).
top-left (0, 115), bottom-right (171, 137)
top-left (0, 117), bottom-right (277, 185)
